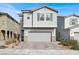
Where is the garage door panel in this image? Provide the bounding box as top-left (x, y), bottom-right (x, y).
top-left (28, 32), bottom-right (51, 42)
top-left (29, 31), bottom-right (51, 33)
top-left (74, 32), bottom-right (79, 41)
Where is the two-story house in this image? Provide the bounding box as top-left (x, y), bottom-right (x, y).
top-left (65, 14), bottom-right (79, 41)
top-left (20, 6), bottom-right (58, 42)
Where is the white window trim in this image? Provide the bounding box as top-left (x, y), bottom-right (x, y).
top-left (37, 13), bottom-right (53, 21)
top-left (69, 18), bottom-right (78, 25)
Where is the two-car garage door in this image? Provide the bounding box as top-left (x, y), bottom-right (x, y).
top-left (28, 31), bottom-right (52, 42)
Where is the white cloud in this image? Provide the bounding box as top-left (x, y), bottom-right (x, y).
top-left (0, 3), bottom-right (20, 22)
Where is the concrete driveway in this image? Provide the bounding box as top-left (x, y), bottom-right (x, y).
top-left (0, 41), bottom-right (79, 55)
top-left (18, 41), bottom-right (69, 50)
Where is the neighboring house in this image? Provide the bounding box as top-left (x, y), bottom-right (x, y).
top-left (19, 6), bottom-right (58, 42)
top-left (65, 14), bottom-right (79, 41)
top-left (0, 12), bottom-right (20, 42)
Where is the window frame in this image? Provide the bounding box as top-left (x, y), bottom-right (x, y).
top-left (37, 13), bottom-right (53, 21)
top-left (37, 13), bottom-right (45, 21)
top-left (46, 13), bottom-right (53, 21)
top-left (69, 18), bottom-right (78, 25)
top-left (27, 17), bottom-right (30, 19)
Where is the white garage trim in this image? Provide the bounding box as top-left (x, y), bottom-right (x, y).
top-left (28, 31), bottom-right (52, 42)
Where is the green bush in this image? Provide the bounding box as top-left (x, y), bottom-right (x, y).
top-left (5, 40), bottom-right (12, 45)
top-left (0, 45), bottom-right (7, 49)
top-left (59, 39), bottom-right (79, 50)
top-left (59, 40), bottom-right (78, 46)
top-left (5, 39), bottom-right (17, 45)
top-left (12, 39), bottom-right (17, 43)
top-left (71, 44), bottom-right (79, 50)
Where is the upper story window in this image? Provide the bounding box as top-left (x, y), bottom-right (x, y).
top-left (37, 13), bottom-right (53, 21)
top-left (37, 13), bottom-right (44, 21)
top-left (69, 18), bottom-right (78, 25)
top-left (46, 13), bottom-right (52, 21)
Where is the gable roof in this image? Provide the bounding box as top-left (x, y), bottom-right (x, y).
top-left (0, 12), bottom-right (20, 25)
top-left (22, 6), bottom-right (58, 13)
top-left (65, 14), bottom-right (79, 18)
top-left (64, 14), bottom-right (79, 29)
top-left (32, 6), bottom-right (58, 13)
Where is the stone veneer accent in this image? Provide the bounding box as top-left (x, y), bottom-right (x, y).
top-left (0, 13), bottom-right (20, 42)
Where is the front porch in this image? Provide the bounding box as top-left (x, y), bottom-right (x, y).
top-left (0, 30), bottom-right (20, 42)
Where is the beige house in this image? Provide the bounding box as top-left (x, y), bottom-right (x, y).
top-left (0, 12), bottom-right (20, 41)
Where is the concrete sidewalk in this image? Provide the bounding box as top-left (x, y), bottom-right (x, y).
top-left (0, 49), bottom-right (79, 55)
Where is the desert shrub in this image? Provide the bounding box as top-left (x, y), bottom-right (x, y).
top-left (59, 40), bottom-right (78, 46)
top-left (71, 44), bottom-right (79, 50)
top-left (59, 39), bottom-right (79, 50)
top-left (5, 40), bottom-right (12, 45)
top-left (0, 45), bottom-right (7, 49)
top-left (12, 39), bottom-right (17, 43)
top-left (67, 40), bottom-right (78, 46)
top-left (5, 39), bottom-right (17, 45)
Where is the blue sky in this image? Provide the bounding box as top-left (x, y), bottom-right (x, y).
top-left (0, 3), bottom-right (79, 22)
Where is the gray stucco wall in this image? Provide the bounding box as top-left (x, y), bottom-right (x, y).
top-left (56, 16), bottom-right (70, 40)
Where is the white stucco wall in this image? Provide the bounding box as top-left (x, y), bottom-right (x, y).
top-left (33, 8), bottom-right (58, 27)
top-left (24, 29), bottom-right (56, 37)
top-left (65, 16), bottom-right (79, 29)
top-left (23, 13), bottom-right (32, 27)
top-left (70, 27), bottom-right (79, 36)
top-left (23, 7), bottom-right (58, 28)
